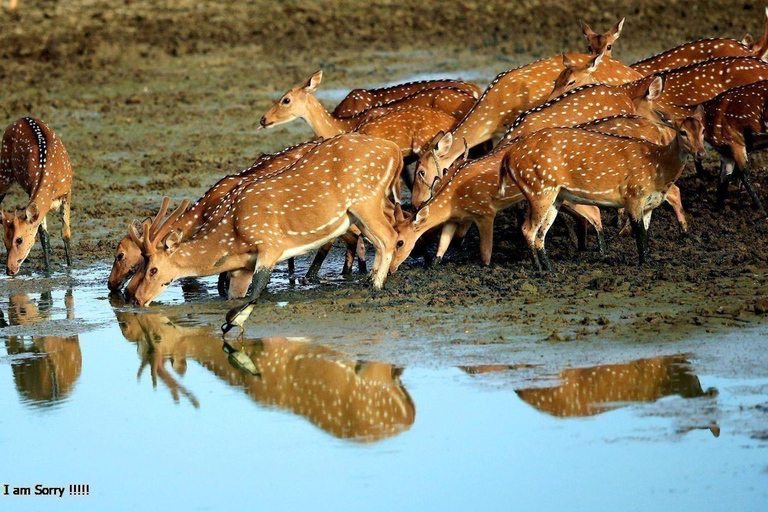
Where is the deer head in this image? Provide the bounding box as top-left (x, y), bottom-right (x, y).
top-left (743, 8), bottom-right (768, 60)
top-left (260, 70), bottom-right (323, 129)
top-left (2, 202), bottom-right (42, 276)
top-left (412, 131), bottom-right (453, 207)
top-left (548, 52), bottom-right (605, 100)
top-left (675, 105), bottom-right (708, 160)
top-left (130, 198), bottom-right (190, 307)
top-left (109, 198), bottom-right (172, 292)
top-left (390, 203), bottom-right (428, 272)
top-left (580, 17), bottom-right (625, 57)
top-left (631, 76), bottom-right (666, 120)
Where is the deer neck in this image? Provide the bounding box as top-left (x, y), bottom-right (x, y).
top-left (166, 230), bottom-right (252, 279)
top-left (655, 135), bottom-right (688, 185)
top-left (303, 95), bottom-right (347, 138)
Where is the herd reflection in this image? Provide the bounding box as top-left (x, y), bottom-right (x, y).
top-left (0, 290), bottom-right (721, 441)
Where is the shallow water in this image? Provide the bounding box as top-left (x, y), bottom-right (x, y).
top-left (0, 265), bottom-right (767, 512)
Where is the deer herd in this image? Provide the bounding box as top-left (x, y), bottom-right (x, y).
top-left (3, 12), bottom-right (768, 332)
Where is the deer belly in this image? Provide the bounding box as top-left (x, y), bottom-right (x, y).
top-left (558, 188), bottom-right (622, 209)
top-left (277, 215), bottom-right (352, 262)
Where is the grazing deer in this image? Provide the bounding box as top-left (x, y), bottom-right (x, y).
top-left (115, 310), bottom-right (415, 441)
top-left (699, 79), bottom-right (768, 215)
top-left (627, 57), bottom-right (768, 118)
top-left (515, 355), bottom-right (717, 418)
top-left (546, 52), bottom-right (606, 101)
top-left (410, 54), bottom-right (643, 207)
top-left (332, 77), bottom-right (481, 118)
top-left (574, 114), bottom-right (688, 232)
top-left (389, 144), bottom-right (604, 272)
top-left (0, 118), bottom-right (73, 275)
top-left (581, 18), bottom-right (625, 57)
top-left (501, 110), bottom-right (706, 269)
top-left (130, 134), bottom-right (402, 314)
top-left (260, 71), bottom-right (477, 136)
top-left (109, 141), bottom-right (325, 294)
top-left (631, 10), bottom-right (768, 76)
top-left (504, 76), bottom-right (664, 142)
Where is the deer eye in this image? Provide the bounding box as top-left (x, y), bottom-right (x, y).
top-left (418, 170), bottom-right (425, 177)
top-left (15, 237), bottom-right (22, 245)
top-left (568, 80), bottom-right (576, 86)
top-left (282, 97), bottom-right (291, 105)
top-left (116, 253), bottom-right (124, 261)
top-left (150, 267), bottom-right (158, 276)
top-left (162, 281), bottom-right (172, 287)
top-left (607, 45), bottom-right (612, 50)
top-left (396, 240), bottom-right (405, 248)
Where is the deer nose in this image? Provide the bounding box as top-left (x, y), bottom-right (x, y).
top-left (697, 150), bottom-right (707, 159)
top-left (259, 116), bottom-right (267, 127)
top-left (132, 297), bottom-right (141, 307)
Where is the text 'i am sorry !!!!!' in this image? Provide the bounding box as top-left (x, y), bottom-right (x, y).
top-left (3, 484), bottom-right (90, 497)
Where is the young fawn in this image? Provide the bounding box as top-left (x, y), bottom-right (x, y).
top-left (1, 118), bottom-right (72, 275)
top-left (574, 114), bottom-right (688, 232)
top-left (389, 143), bottom-right (603, 273)
top-left (109, 141), bottom-right (322, 293)
top-left (130, 134), bottom-right (401, 313)
top-left (260, 70), bottom-right (476, 135)
top-left (410, 53), bottom-right (643, 207)
top-left (699, 79), bottom-right (768, 215)
top-left (332, 77), bottom-right (481, 118)
top-left (581, 18), bottom-right (625, 57)
top-left (631, 9), bottom-right (768, 76)
top-left (501, 110), bottom-right (707, 268)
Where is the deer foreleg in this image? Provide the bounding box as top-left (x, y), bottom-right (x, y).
top-left (716, 157), bottom-right (736, 210)
top-left (476, 216), bottom-right (495, 266)
top-left (664, 184), bottom-right (688, 233)
top-left (60, 192), bottom-right (72, 266)
top-left (38, 217), bottom-right (51, 271)
top-left (434, 222), bottom-right (458, 265)
top-left (352, 206), bottom-right (397, 289)
top-left (737, 166), bottom-right (767, 217)
top-left (305, 240), bottom-right (335, 282)
top-left (629, 217), bottom-right (648, 265)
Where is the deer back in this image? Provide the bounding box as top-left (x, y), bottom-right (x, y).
top-left (701, 79), bottom-right (768, 148)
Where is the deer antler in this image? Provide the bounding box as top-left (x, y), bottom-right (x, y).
top-left (149, 198), bottom-right (191, 249)
top-left (128, 220), bottom-right (144, 248)
top-left (149, 197), bottom-right (170, 235)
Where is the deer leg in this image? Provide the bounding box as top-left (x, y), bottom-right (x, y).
top-left (629, 217), bottom-right (648, 265)
top-left (736, 167), bottom-right (767, 217)
top-left (695, 158), bottom-right (708, 178)
top-left (249, 266), bottom-right (273, 300)
top-left (716, 158), bottom-right (736, 210)
top-left (352, 208), bottom-right (397, 289)
top-left (304, 239), bottom-right (334, 283)
top-left (60, 193), bottom-right (72, 266)
top-left (476, 216), bottom-right (494, 266)
top-left (355, 235), bottom-right (367, 274)
top-left (451, 222), bottom-right (472, 250)
top-left (522, 197), bottom-right (553, 272)
top-left (434, 222), bottom-right (459, 265)
top-left (535, 203), bottom-right (560, 272)
top-left (217, 272), bottom-right (230, 298)
top-left (38, 216), bottom-right (51, 271)
top-left (664, 184), bottom-right (688, 233)
top-left (287, 258), bottom-right (295, 275)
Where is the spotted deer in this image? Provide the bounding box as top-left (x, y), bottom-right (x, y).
top-left (627, 57), bottom-right (768, 119)
top-left (109, 141), bottom-right (322, 293)
top-left (631, 10), bottom-right (768, 76)
top-left (131, 134), bottom-right (402, 317)
top-left (332, 77), bottom-right (481, 118)
top-left (546, 52), bottom-right (606, 100)
top-left (501, 110), bottom-right (707, 268)
top-left (114, 309), bottom-right (415, 440)
top-left (0, 118), bottom-right (72, 275)
top-left (389, 144), bottom-right (604, 272)
top-left (260, 71), bottom-right (477, 135)
top-left (581, 18), bottom-right (625, 57)
top-left (698, 79), bottom-right (768, 215)
top-left (574, 114), bottom-right (688, 232)
top-left (515, 356), bottom-right (716, 418)
top-left (411, 54), bottom-right (643, 207)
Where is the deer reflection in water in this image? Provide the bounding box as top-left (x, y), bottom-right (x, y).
top-left (2, 291), bottom-right (81, 408)
top-left (113, 308), bottom-right (415, 441)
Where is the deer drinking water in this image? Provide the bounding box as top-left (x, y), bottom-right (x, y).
top-left (501, 110), bottom-right (707, 269)
top-left (0, 118), bottom-right (73, 275)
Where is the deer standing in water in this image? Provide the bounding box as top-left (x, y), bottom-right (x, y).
top-left (501, 110), bottom-right (707, 269)
top-left (1, 118), bottom-right (73, 275)
top-left (410, 53), bottom-right (643, 207)
top-left (388, 142), bottom-right (604, 273)
top-left (698, 79), bottom-right (768, 215)
top-left (130, 135), bottom-right (401, 319)
top-left (332, 77), bottom-right (481, 118)
top-left (631, 9), bottom-right (768, 76)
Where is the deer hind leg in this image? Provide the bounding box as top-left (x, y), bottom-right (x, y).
top-left (352, 206), bottom-right (397, 289)
top-left (535, 201), bottom-right (562, 271)
top-left (565, 204), bottom-right (604, 254)
top-left (304, 239), bottom-right (335, 283)
top-left (664, 184), bottom-right (688, 233)
top-left (716, 156), bottom-right (736, 211)
top-left (60, 192), bottom-right (72, 266)
top-left (522, 193), bottom-right (557, 272)
top-left (38, 216), bottom-right (51, 271)
top-left (731, 146), bottom-right (767, 217)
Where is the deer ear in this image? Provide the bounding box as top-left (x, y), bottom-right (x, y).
top-left (743, 33), bottom-right (754, 46)
top-left (579, 20), bottom-right (595, 38)
top-left (646, 76), bottom-right (664, 101)
top-left (304, 70), bottom-right (323, 92)
top-left (562, 53), bottom-right (575, 68)
top-left (163, 229), bottom-right (183, 252)
top-left (25, 202), bottom-right (40, 222)
top-left (435, 132), bottom-right (452, 158)
top-left (394, 203), bottom-right (405, 223)
top-left (414, 206), bottom-right (430, 226)
top-left (588, 52), bottom-right (604, 72)
top-left (693, 104), bottom-right (706, 122)
top-left (611, 17), bottom-right (625, 38)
